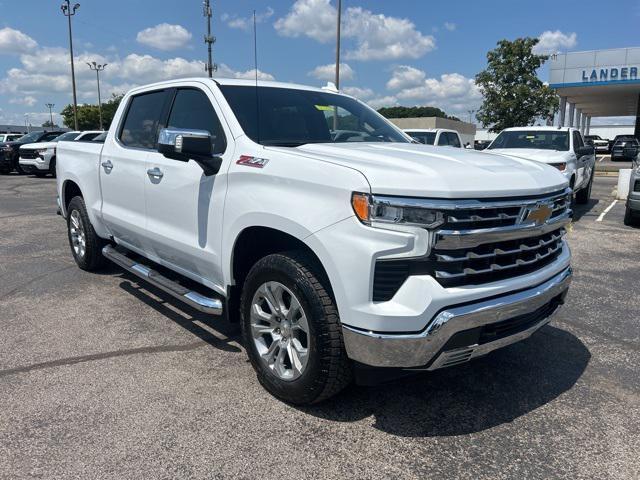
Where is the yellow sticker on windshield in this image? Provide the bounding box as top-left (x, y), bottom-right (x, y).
top-left (315, 105), bottom-right (334, 111)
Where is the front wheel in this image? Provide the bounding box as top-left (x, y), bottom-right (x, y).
top-left (66, 196), bottom-right (107, 271)
top-left (624, 203), bottom-right (640, 227)
top-left (240, 252), bottom-right (352, 404)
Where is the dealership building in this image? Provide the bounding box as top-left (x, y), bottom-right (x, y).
top-left (549, 47), bottom-right (640, 136)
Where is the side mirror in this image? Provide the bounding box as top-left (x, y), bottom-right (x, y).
top-left (576, 145), bottom-right (594, 157)
top-left (623, 145), bottom-right (639, 160)
top-left (584, 139), bottom-right (594, 147)
top-left (157, 128), bottom-right (222, 176)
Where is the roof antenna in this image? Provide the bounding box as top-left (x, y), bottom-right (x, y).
top-left (253, 10), bottom-right (261, 145)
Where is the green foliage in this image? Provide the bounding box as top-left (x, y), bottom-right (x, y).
top-left (475, 37), bottom-right (559, 132)
top-left (61, 93), bottom-right (124, 130)
top-left (41, 120), bottom-right (57, 128)
top-left (378, 106), bottom-right (459, 121)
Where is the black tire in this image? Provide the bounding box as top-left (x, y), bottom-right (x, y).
top-left (48, 157), bottom-right (56, 178)
top-left (575, 171), bottom-right (593, 204)
top-left (624, 203), bottom-right (640, 227)
top-left (14, 161), bottom-right (25, 174)
top-left (34, 172), bottom-right (48, 178)
top-left (0, 168), bottom-right (10, 175)
top-left (66, 196), bottom-right (107, 271)
top-left (240, 251), bottom-right (352, 405)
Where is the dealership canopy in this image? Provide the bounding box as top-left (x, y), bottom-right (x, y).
top-left (549, 47), bottom-right (640, 136)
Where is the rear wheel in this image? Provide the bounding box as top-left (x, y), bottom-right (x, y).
top-left (66, 196), bottom-right (107, 271)
top-left (240, 251), bottom-right (352, 404)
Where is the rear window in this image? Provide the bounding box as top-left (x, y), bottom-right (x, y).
top-left (119, 90), bottom-right (167, 149)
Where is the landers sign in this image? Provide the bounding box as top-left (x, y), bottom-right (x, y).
top-left (582, 66), bottom-right (639, 82)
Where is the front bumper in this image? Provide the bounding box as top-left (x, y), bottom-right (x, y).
top-left (19, 157), bottom-right (49, 171)
top-left (342, 266), bottom-right (572, 369)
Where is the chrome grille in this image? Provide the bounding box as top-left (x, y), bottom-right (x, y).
top-left (19, 149), bottom-right (40, 159)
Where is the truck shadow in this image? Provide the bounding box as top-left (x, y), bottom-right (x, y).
top-left (299, 325), bottom-right (589, 437)
top-left (572, 198), bottom-right (600, 221)
top-left (117, 273), bottom-right (241, 354)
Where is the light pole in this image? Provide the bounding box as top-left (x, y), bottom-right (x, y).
top-left (61, 1), bottom-right (80, 131)
top-left (24, 114), bottom-right (30, 133)
top-left (467, 109), bottom-right (476, 124)
top-left (45, 103), bottom-right (55, 127)
top-left (333, 0), bottom-right (342, 130)
top-left (87, 62), bottom-right (107, 130)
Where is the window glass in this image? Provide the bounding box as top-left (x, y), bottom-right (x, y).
top-left (409, 132), bottom-right (435, 145)
top-left (219, 85), bottom-right (408, 146)
top-left (53, 132), bottom-right (80, 142)
top-left (78, 132), bottom-right (100, 141)
top-left (119, 90), bottom-right (166, 149)
top-left (437, 133), bottom-right (449, 146)
top-left (167, 89), bottom-right (227, 154)
top-left (447, 132), bottom-right (461, 147)
top-left (573, 131), bottom-right (584, 150)
top-left (40, 132), bottom-right (63, 142)
top-left (488, 130), bottom-right (569, 151)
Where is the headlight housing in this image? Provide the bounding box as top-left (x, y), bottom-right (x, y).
top-left (351, 192), bottom-right (444, 229)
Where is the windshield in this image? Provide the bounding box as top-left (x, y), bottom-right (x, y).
top-left (408, 132), bottom-right (436, 145)
top-left (16, 131), bottom-right (43, 143)
top-left (54, 132), bottom-right (80, 142)
top-left (488, 130), bottom-right (569, 151)
top-left (586, 135), bottom-right (601, 140)
top-left (219, 85), bottom-right (409, 146)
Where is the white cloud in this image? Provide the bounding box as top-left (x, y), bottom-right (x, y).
top-left (119, 54), bottom-right (204, 83)
top-left (341, 86), bottom-right (374, 100)
top-left (222, 7), bottom-right (274, 31)
top-left (0, 27), bottom-right (37, 54)
top-left (386, 66), bottom-right (481, 116)
top-left (136, 24), bottom-right (192, 51)
top-left (443, 22), bottom-right (456, 31)
top-left (9, 95), bottom-right (37, 107)
top-left (308, 63), bottom-right (354, 81)
top-left (366, 95), bottom-right (398, 109)
top-left (218, 65), bottom-right (275, 81)
top-left (533, 30), bottom-right (577, 55)
top-left (274, 0), bottom-right (435, 61)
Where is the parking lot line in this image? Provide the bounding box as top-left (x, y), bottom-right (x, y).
top-left (596, 199), bottom-right (618, 222)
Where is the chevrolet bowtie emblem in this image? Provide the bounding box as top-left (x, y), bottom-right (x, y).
top-left (524, 204), bottom-right (553, 226)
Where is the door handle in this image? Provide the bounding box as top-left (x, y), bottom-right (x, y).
top-left (101, 160), bottom-right (113, 172)
top-left (147, 167), bottom-right (164, 179)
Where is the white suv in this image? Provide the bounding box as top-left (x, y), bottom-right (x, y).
top-left (487, 126), bottom-right (596, 204)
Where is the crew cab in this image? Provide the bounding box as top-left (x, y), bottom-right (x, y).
top-left (404, 128), bottom-right (463, 148)
top-left (0, 130), bottom-right (66, 174)
top-left (19, 131), bottom-right (103, 177)
top-left (57, 78), bottom-right (573, 404)
top-left (487, 127), bottom-right (596, 204)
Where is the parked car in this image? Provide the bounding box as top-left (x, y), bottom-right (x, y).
top-left (57, 78), bottom-right (572, 404)
top-left (19, 131), bottom-right (103, 177)
top-left (474, 139), bottom-right (491, 150)
top-left (610, 136), bottom-right (639, 162)
top-left (487, 127), bottom-right (596, 204)
top-left (0, 133), bottom-right (22, 143)
top-left (404, 128), bottom-right (463, 148)
top-left (0, 130), bottom-right (66, 174)
top-left (584, 135), bottom-right (609, 153)
top-left (625, 157), bottom-right (640, 226)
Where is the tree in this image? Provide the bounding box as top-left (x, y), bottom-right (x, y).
top-left (61, 93), bottom-right (124, 130)
top-left (475, 37), bottom-right (558, 132)
top-left (378, 105), bottom-right (459, 121)
top-left (42, 120), bottom-right (57, 128)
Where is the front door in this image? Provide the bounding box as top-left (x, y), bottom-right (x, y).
top-left (144, 85), bottom-right (231, 292)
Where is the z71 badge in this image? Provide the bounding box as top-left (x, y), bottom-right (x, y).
top-left (236, 155), bottom-right (269, 168)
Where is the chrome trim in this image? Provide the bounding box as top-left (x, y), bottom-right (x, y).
top-left (370, 188), bottom-right (571, 211)
top-left (434, 211), bottom-right (571, 250)
top-left (341, 267), bottom-right (572, 368)
top-left (102, 245), bottom-right (223, 315)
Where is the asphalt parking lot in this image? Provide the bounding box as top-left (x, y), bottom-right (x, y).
top-left (1, 173), bottom-right (639, 480)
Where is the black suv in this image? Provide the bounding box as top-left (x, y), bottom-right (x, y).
top-left (610, 135), bottom-right (640, 162)
top-left (0, 130), bottom-right (66, 174)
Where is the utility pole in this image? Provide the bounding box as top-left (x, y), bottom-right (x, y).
top-left (45, 103), bottom-right (55, 127)
top-left (203, 0), bottom-right (217, 77)
top-left (333, 0), bottom-right (342, 130)
top-left (87, 62), bottom-right (107, 130)
top-left (24, 114), bottom-right (30, 133)
top-left (61, 1), bottom-right (80, 130)
top-left (467, 109), bottom-right (476, 124)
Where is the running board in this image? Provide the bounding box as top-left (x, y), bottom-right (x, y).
top-left (102, 245), bottom-right (223, 315)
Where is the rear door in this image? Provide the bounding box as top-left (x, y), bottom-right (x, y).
top-left (99, 88), bottom-right (169, 252)
top-left (143, 84), bottom-right (232, 291)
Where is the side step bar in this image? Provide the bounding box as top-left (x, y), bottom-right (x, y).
top-left (102, 245), bottom-right (223, 315)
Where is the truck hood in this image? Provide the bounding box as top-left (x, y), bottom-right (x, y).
top-left (21, 141), bottom-right (57, 150)
top-left (488, 148), bottom-right (571, 165)
top-left (288, 142), bottom-right (568, 198)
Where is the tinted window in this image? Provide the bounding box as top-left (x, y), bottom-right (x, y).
top-left (573, 131), bottom-right (584, 150)
top-left (408, 132), bottom-right (436, 145)
top-left (40, 132), bottom-right (64, 142)
top-left (92, 132), bottom-right (108, 142)
top-left (167, 89), bottom-right (227, 154)
top-left (219, 85), bottom-right (408, 146)
top-left (447, 132), bottom-right (461, 147)
top-left (77, 132), bottom-right (101, 141)
top-left (488, 130), bottom-right (569, 151)
top-left (437, 133), bottom-right (449, 146)
top-left (54, 132), bottom-right (80, 142)
top-left (119, 90), bottom-right (166, 149)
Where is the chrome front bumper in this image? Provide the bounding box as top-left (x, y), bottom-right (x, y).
top-left (342, 267), bottom-right (572, 369)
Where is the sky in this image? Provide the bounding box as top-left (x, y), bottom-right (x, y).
top-left (1, 0), bottom-right (639, 128)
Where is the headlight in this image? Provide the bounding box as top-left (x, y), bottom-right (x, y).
top-left (34, 148), bottom-right (49, 154)
top-left (551, 162), bottom-right (567, 172)
top-left (352, 192), bottom-right (444, 229)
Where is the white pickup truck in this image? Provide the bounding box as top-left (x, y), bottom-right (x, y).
top-left (487, 127), bottom-right (596, 204)
top-left (57, 78), bottom-right (573, 404)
